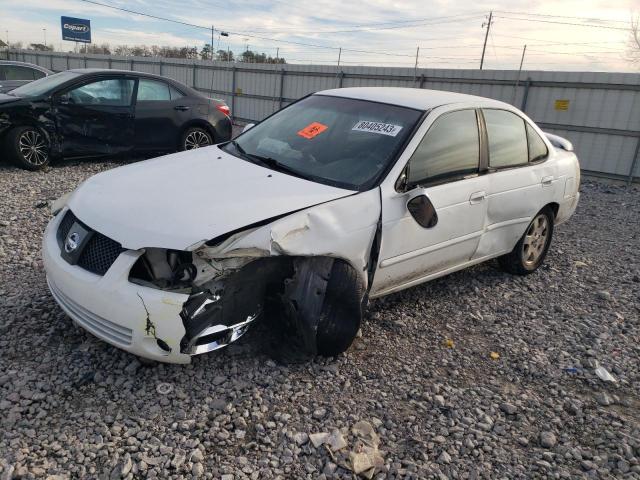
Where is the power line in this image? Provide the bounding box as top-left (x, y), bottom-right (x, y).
top-left (238, 12), bottom-right (487, 34)
top-left (493, 15), bottom-right (631, 31)
top-left (493, 10), bottom-right (629, 25)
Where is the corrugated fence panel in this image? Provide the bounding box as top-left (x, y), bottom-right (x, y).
top-left (7, 50), bottom-right (640, 181)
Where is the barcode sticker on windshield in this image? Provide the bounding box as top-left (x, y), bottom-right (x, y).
top-left (352, 121), bottom-right (403, 137)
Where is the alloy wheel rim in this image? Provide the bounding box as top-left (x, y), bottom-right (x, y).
top-left (522, 214), bottom-right (549, 266)
top-left (184, 131), bottom-right (211, 150)
top-left (19, 130), bottom-right (48, 166)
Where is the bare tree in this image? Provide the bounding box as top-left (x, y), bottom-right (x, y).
top-left (628, 13), bottom-right (640, 67)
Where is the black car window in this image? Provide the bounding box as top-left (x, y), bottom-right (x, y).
top-left (484, 109), bottom-right (528, 168)
top-left (407, 109), bottom-right (480, 185)
top-left (137, 79), bottom-right (171, 101)
top-left (4, 65), bottom-right (38, 81)
top-left (169, 86), bottom-right (184, 100)
top-left (66, 79), bottom-right (135, 106)
top-left (526, 123), bottom-right (549, 162)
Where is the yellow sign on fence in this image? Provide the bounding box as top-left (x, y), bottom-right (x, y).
top-left (554, 99), bottom-right (570, 111)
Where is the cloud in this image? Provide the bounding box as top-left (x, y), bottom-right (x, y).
top-left (1, 0), bottom-right (635, 71)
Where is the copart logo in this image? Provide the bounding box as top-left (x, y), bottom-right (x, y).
top-left (65, 232), bottom-right (80, 253)
top-left (64, 23), bottom-right (90, 33)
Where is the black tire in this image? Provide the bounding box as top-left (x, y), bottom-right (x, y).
top-left (316, 260), bottom-right (364, 356)
top-left (180, 127), bottom-right (213, 151)
top-left (6, 126), bottom-right (51, 170)
top-left (498, 206), bottom-right (555, 275)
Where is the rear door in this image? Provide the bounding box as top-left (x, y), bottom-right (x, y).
top-left (371, 108), bottom-right (490, 296)
top-left (133, 79), bottom-right (193, 151)
top-left (54, 76), bottom-right (136, 157)
top-left (473, 109), bottom-right (558, 258)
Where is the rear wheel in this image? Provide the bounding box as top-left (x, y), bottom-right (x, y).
top-left (498, 207), bottom-right (554, 275)
top-left (7, 126), bottom-right (50, 170)
top-left (180, 127), bottom-right (213, 151)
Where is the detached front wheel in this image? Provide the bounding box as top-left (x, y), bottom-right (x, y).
top-left (7, 127), bottom-right (50, 170)
top-left (498, 207), bottom-right (554, 275)
top-left (180, 127), bottom-right (213, 151)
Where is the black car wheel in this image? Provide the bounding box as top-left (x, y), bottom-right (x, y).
top-left (181, 127), bottom-right (213, 151)
top-left (6, 126), bottom-right (50, 170)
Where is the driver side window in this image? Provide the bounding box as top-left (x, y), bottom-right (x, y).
top-left (407, 109), bottom-right (480, 186)
top-left (64, 78), bottom-right (135, 106)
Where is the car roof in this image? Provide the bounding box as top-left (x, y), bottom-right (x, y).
top-left (315, 87), bottom-right (512, 111)
top-left (67, 68), bottom-right (176, 80)
top-left (0, 60), bottom-right (53, 73)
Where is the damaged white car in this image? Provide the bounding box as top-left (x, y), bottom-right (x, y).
top-left (43, 87), bottom-right (580, 363)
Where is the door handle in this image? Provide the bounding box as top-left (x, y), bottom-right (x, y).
top-left (541, 176), bottom-right (554, 187)
top-left (469, 191), bottom-right (486, 204)
top-left (174, 105), bottom-right (190, 111)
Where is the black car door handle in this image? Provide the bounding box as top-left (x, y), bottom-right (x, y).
top-left (174, 106), bottom-right (190, 111)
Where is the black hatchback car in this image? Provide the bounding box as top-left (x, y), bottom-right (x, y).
top-left (0, 69), bottom-right (232, 170)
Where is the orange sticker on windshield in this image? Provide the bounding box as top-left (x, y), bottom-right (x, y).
top-left (297, 122), bottom-right (328, 139)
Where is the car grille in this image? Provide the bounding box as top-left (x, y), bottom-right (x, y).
top-left (48, 278), bottom-right (133, 346)
top-left (57, 210), bottom-right (123, 276)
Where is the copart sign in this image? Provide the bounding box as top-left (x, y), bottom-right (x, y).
top-left (61, 16), bottom-right (91, 43)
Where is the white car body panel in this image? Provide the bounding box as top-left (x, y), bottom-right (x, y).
top-left (43, 88), bottom-right (581, 363)
top-left (66, 147), bottom-right (354, 251)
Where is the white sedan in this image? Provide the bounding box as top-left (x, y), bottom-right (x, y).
top-left (43, 87), bottom-right (580, 363)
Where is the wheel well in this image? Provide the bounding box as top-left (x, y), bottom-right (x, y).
top-left (546, 202), bottom-right (560, 219)
top-left (178, 121), bottom-right (216, 146)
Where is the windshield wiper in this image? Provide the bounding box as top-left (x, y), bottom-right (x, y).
top-left (230, 141), bottom-right (311, 180)
top-left (245, 153), bottom-right (312, 180)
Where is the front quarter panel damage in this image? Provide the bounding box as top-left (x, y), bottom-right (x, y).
top-left (198, 189), bottom-right (382, 287)
top-left (183, 189), bottom-right (382, 357)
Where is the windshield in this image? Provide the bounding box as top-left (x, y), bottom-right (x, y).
top-left (9, 71), bottom-right (81, 97)
top-left (223, 95), bottom-right (423, 190)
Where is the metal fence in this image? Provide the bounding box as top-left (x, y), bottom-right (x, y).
top-left (7, 49), bottom-right (640, 182)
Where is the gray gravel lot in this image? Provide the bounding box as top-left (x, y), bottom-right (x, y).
top-left (0, 153), bottom-right (639, 479)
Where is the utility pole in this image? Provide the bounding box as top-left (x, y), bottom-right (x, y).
top-left (480, 11), bottom-right (493, 70)
top-left (413, 46), bottom-right (420, 80)
top-left (275, 47), bottom-right (279, 64)
top-left (43, 28), bottom-right (47, 49)
top-left (337, 47), bottom-right (342, 68)
top-left (211, 25), bottom-right (214, 61)
top-left (5, 30), bottom-right (8, 46)
top-left (511, 44), bottom-right (527, 105)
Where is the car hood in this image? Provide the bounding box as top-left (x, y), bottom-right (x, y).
top-left (67, 146), bottom-right (355, 250)
top-left (0, 93), bottom-right (21, 104)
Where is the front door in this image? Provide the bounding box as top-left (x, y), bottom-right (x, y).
top-left (134, 78), bottom-right (193, 151)
top-left (54, 76), bottom-right (136, 157)
top-left (371, 109), bottom-right (489, 297)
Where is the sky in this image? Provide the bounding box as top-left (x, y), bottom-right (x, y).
top-left (0, 0), bottom-right (638, 72)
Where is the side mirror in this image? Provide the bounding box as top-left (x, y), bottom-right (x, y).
top-left (57, 94), bottom-right (71, 105)
top-left (242, 123), bottom-right (255, 133)
top-left (407, 195), bottom-right (438, 228)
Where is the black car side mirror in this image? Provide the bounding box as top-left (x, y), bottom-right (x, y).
top-left (57, 94), bottom-right (72, 105)
top-left (407, 195), bottom-right (438, 228)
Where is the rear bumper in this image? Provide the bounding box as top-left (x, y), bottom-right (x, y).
top-left (42, 210), bottom-right (192, 364)
top-left (556, 192), bottom-right (580, 225)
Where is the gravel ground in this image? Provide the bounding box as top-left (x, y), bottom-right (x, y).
top-left (0, 153), bottom-right (639, 479)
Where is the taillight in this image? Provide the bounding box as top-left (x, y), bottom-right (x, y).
top-left (216, 104), bottom-right (230, 117)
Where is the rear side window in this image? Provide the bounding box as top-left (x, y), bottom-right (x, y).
top-left (484, 109), bottom-right (528, 168)
top-left (526, 123), bottom-right (548, 162)
top-left (4, 65), bottom-right (39, 81)
top-left (408, 109), bottom-right (480, 185)
top-left (137, 79), bottom-right (171, 101)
